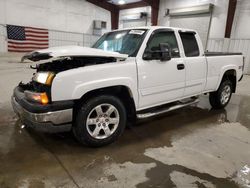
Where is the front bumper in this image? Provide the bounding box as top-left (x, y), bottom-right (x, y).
top-left (11, 87), bottom-right (73, 133)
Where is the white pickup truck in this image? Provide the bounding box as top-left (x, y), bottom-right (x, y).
top-left (12, 26), bottom-right (244, 147)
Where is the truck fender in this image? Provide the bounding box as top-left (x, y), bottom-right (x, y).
top-left (216, 65), bottom-right (237, 90)
top-left (72, 77), bottom-right (139, 107)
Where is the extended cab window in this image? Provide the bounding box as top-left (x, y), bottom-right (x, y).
top-left (146, 31), bottom-right (180, 58)
top-left (179, 32), bottom-right (200, 57)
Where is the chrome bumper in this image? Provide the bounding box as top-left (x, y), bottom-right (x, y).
top-left (11, 96), bottom-right (73, 125)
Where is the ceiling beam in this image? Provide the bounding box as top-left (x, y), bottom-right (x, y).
top-left (111, 9), bottom-right (119, 30)
top-left (225, 0), bottom-right (237, 38)
top-left (118, 1), bottom-right (149, 10)
top-left (86, 0), bottom-right (116, 12)
top-left (86, 0), bottom-right (160, 29)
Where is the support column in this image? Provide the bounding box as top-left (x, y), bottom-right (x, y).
top-left (151, 0), bottom-right (160, 26)
top-left (111, 9), bottom-right (119, 30)
top-left (225, 0), bottom-right (237, 38)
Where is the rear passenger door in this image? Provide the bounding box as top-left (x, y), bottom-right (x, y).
top-left (179, 31), bottom-right (206, 96)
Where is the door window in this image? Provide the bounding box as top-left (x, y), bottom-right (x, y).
top-left (179, 32), bottom-right (200, 57)
top-left (146, 31), bottom-right (180, 58)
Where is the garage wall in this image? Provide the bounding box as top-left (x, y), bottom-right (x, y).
top-left (231, 0), bottom-right (250, 39)
top-left (231, 0), bottom-right (250, 73)
top-left (159, 0), bottom-right (250, 75)
top-left (0, 25), bottom-right (7, 52)
top-left (207, 0), bottom-right (250, 74)
top-left (231, 0), bottom-right (250, 74)
top-left (158, 0), bottom-right (229, 39)
top-left (119, 6), bottom-right (151, 29)
top-left (170, 14), bottom-right (211, 47)
top-left (48, 30), bottom-right (99, 47)
top-left (0, 0), bottom-right (111, 52)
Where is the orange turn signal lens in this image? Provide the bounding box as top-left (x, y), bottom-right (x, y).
top-left (40, 93), bottom-right (49, 104)
top-left (24, 91), bottom-right (49, 105)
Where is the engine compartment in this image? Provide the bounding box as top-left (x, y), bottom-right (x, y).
top-left (35, 56), bottom-right (117, 73)
top-left (18, 56), bottom-right (118, 103)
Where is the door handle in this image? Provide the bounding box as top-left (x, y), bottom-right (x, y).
top-left (177, 64), bottom-right (185, 70)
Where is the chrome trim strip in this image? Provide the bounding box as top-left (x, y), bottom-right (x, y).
top-left (136, 98), bottom-right (199, 119)
top-left (11, 96), bottom-right (72, 125)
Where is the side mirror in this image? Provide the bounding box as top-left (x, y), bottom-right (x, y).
top-left (159, 43), bottom-right (171, 61)
top-left (143, 43), bottom-right (172, 61)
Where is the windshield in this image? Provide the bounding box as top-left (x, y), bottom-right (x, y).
top-left (92, 29), bottom-right (147, 57)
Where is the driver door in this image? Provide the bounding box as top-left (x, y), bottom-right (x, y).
top-left (137, 30), bottom-right (186, 109)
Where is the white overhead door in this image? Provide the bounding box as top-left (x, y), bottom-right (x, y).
top-left (170, 13), bottom-right (211, 47)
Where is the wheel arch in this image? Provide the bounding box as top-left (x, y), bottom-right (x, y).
top-left (74, 85), bottom-right (137, 124)
top-left (217, 68), bottom-right (237, 93)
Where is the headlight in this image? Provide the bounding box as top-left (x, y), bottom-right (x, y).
top-left (32, 72), bottom-right (55, 85)
top-left (24, 91), bottom-right (49, 105)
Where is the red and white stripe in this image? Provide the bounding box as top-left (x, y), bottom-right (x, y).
top-left (8, 26), bottom-right (49, 52)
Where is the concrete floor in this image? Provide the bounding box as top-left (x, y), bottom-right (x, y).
top-left (0, 55), bottom-right (250, 188)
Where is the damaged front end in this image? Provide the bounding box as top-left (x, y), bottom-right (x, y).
top-left (18, 71), bottom-right (54, 105)
top-left (11, 46), bottom-right (128, 132)
top-left (19, 56), bottom-right (118, 105)
top-left (19, 45), bottom-right (127, 104)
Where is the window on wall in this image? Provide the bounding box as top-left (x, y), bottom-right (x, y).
top-left (146, 31), bottom-right (180, 58)
top-left (179, 32), bottom-right (200, 57)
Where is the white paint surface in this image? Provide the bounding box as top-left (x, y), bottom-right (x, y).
top-left (30, 46), bottom-right (128, 60)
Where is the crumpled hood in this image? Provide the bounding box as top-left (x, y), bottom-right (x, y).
top-left (22, 45), bottom-right (128, 62)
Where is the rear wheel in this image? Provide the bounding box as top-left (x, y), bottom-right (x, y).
top-left (209, 80), bottom-right (233, 109)
top-left (73, 95), bottom-right (126, 147)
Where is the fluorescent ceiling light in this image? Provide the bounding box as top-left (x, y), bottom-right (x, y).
top-left (118, 0), bottom-right (126, 5)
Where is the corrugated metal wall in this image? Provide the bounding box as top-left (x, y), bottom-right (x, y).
top-left (207, 38), bottom-right (250, 74)
top-left (48, 30), bottom-right (99, 47)
top-left (0, 24), bottom-right (7, 52)
top-left (0, 25), bottom-right (99, 52)
top-left (83, 35), bottom-right (100, 47)
top-left (49, 30), bottom-right (84, 47)
top-left (207, 38), bottom-right (224, 52)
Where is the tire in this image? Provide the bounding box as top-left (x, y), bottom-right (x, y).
top-left (209, 80), bottom-right (233, 109)
top-left (73, 95), bottom-right (127, 147)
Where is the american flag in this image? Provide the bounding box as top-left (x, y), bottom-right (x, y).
top-left (7, 25), bottom-right (49, 52)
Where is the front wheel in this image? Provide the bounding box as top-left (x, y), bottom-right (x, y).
top-left (73, 95), bottom-right (127, 147)
top-left (209, 80), bottom-right (233, 109)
